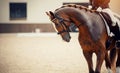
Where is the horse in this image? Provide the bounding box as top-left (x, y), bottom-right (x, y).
top-left (102, 12), bottom-right (120, 73)
top-left (105, 36), bottom-right (120, 73)
top-left (116, 49), bottom-right (120, 73)
top-left (110, 48), bottom-right (120, 73)
top-left (46, 4), bottom-right (118, 73)
top-left (106, 38), bottom-right (120, 73)
top-left (104, 12), bottom-right (120, 73)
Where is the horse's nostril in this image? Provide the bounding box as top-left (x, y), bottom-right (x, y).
top-left (69, 36), bottom-right (71, 39)
top-left (65, 38), bottom-right (70, 42)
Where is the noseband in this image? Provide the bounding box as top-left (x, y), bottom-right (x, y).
top-left (52, 14), bottom-right (71, 34)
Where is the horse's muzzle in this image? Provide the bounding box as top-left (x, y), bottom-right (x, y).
top-left (62, 33), bottom-right (71, 42)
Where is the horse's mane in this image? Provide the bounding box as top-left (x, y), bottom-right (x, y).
top-left (55, 4), bottom-right (98, 13)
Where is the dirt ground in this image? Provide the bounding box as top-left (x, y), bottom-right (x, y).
top-left (0, 33), bottom-right (107, 73)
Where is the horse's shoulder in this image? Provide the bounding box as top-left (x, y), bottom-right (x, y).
top-left (87, 12), bottom-right (106, 41)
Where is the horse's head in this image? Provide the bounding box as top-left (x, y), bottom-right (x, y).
top-left (46, 11), bottom-right (72, 42)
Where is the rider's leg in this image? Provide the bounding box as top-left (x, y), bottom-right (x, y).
top-left (102, 8), bottom-right (120, 48)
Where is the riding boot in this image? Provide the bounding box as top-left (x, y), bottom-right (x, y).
top-left (106, 36), bottom-right (115, 50)
top-left (116, 40), bottom-right (120, 48)
top-left (112, 23), bottom-right (120, 48)
top-left (116, 27), bottom-right (120, 49)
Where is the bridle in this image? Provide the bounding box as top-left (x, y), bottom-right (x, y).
top-left (51, 14), bottom-right (71, 35)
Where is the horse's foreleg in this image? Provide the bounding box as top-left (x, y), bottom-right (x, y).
top-left (110, 48), bottom-right (117, 73)
top-left (83, 51), bottom-right (94, 73)
top-left (105, 48), bottom-right (116, 73)
top-left (105, 51), bottom-right (112, 73)
top-left (116, 49), bottom-right (120, 73)
top-left (95, 50), bottom-right (105, 73)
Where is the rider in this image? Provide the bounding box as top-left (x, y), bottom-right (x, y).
top-left (88, 0), bottom-right (120, 48)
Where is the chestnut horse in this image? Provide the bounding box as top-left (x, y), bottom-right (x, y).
top-left (110, 48), bottom-right (120, 73)
top-left (46, 4), bottom-right (119, 73)
top-left (106, 36), bottom-right (120, 73)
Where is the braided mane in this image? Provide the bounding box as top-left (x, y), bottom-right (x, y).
top-left (55, 4), bottom-right (98, 13)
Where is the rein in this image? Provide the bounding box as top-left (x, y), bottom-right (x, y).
top-left (52, 14), bottom-right (82, 34)
top-left (52, 14), bottom-right (71, 34)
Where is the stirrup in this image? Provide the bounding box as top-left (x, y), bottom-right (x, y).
top-left (109, 32), bottom-right (115, 37)
top-left (106, 36), bottom-right (115, 50)
top-left (115, 40), bottom-right (120, 49)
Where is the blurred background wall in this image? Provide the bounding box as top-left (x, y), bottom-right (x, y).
top-left (0, 0), bottom-right (89, 23)
top-left (110, 0), bottom-right (120, 14)
top-left (0, 0), bottom-right (119, 73)
top-left (0, 0), bottom-right (120, 33)
top-left (0, 0), bottom-right (119, 23)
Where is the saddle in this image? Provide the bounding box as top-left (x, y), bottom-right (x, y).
top-left (99, 12), bottom-right (112, 33)
top-left (100, 12), bottom-right (120, 49)
top-left (86, 12), bottom-right (112, 42)
top-left (99, 12), bottom-right (114, 49)
top-left (100, 12), bottom-right (120, 38)
top-left (101, 12), bottom-right (111, 22)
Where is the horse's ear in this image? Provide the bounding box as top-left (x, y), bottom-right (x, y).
top-left (46, 12), bottom-right (50, 16)
top-left (46, 11), bottom-right (55, 20)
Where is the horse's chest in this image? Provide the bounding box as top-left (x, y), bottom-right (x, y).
top-left (79, 33), bottom-right (93, 47)
top-left (78, 26), bottom-right (97, 51)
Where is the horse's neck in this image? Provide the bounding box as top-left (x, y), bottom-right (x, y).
top-left (72, 12), bottom-right (107, 41)
top-left (62, 7), bottom-right (108, 42)
top-left (69, 11), bottom-right (89, 27)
